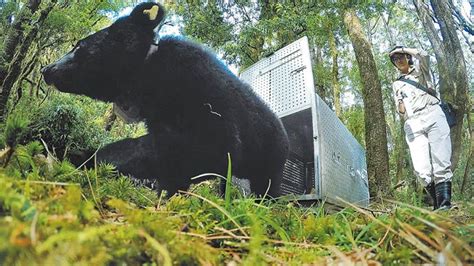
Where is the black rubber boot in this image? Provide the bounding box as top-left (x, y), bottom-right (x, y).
top-left (425, 182), bottom-right (438, 210)
top-left (435, 181), bottom-right (452, 210)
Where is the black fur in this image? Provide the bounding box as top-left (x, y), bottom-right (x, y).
top-left (42, 2), bottom-right (289, 197)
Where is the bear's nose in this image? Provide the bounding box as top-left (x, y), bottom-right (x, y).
top-left (41, 64), bottom-right (55, 85)
top-left (41, 64), bottom-right (52, 75)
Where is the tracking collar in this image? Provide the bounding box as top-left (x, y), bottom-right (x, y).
top-left (146, 42), bottom-right (159, 61)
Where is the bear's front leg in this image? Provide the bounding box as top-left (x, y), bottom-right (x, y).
top-left (95, 133), bottom-right (190, 195)
top-left (95, 134), bottom-right (158, 182)
top-left (95, 132), bottom-right (207, 196)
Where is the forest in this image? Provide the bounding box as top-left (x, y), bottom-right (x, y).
top-left (0, 0), bottom-right (472, 265)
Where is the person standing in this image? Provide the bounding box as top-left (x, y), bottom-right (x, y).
top-left (389, 46), bottom-right (453, 210)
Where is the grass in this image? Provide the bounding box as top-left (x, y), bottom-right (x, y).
top-left (0, 142), bottom-right (472, 265)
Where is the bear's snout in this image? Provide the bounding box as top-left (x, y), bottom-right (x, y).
top-left (41, 61), bottom-right (77, 93)
top-left (42, 50), bottom-right (77, 85)
top-left (41, 64), bottom-right (56, 85)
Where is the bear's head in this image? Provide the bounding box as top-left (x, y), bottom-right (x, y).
top-left (42, 2), bottom-right (165, 101)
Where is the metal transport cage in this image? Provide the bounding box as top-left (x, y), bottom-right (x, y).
top-left (240, 36), bottom-right (369, 207)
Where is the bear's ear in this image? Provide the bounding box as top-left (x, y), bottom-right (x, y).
top-left (129, 2), bottom-right (166, 30)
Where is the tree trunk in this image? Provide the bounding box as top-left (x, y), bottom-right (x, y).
top-left (449, 0), bottom-right (474, 53)
top-left (343, 9), bottom-right (391, 199)
top-left (381, 10), bottom-right (410, 185)
top-left (313, 43), bottom-right (330, 106)
top-left (413, 0), bottom-right (449, 90)
top-left (414, 0), bottom-right (470, 169)
top-left (0, 1), bottom-right (56, 123)
top-left (430, 0), bottom-right (470, 170)
top-left (395, 120), bottom-right (409, 183)
top-left (460, 110), bottom-right (473, 195)
top-left (0, 0), bottom-right (41, 84)
top-left (328, 29), bottom-right (341, 117)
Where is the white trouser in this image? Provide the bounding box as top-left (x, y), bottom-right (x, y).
top-left (404, 104), bottom-right (453, 187)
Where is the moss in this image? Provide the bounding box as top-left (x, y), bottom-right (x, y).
top-left (0, 145), bottom-right (472, 265)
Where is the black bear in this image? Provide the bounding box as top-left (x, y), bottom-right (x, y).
top-left (42, 2), bottom-right (289, 197)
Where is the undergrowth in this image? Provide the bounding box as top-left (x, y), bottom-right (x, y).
top-left (0, 142), bottom-right (472, 265)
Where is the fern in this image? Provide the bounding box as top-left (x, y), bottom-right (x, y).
top-left (3, 113), bottom-right (29, 148)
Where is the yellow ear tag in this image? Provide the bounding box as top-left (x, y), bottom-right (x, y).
top-left (143, 5), bottom-right (159, 21)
